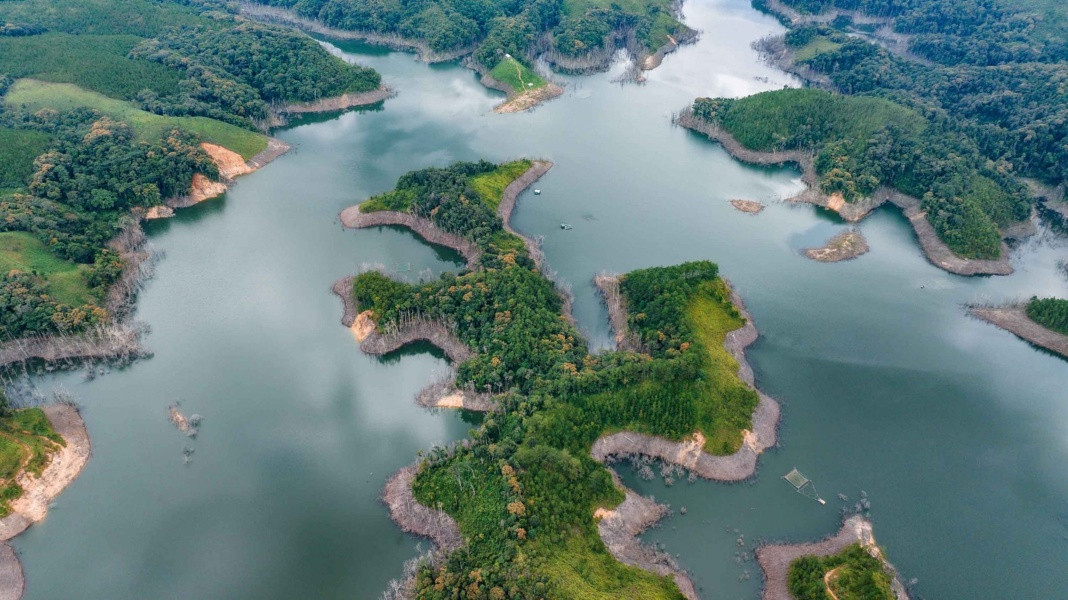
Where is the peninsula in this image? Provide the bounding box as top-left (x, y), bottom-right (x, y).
top-left (335, 158), bottom-right (781, 598)
top-left (970, 297), bottom-right (1068, 360)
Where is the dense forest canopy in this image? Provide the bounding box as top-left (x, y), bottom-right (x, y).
top-left (1026, 297), bottom-right (1068, 335)
top-left (0, 0), bottom-right (383, 339)
top-left (352, 161), bottom-right (761, 597)
top-left (691, 90), bottom-right (1026, 259)
top-left (251, 0), bottom-right (691, 77)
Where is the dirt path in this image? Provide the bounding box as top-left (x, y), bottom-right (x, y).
top-left (824, 566), bottom-right (842, 600)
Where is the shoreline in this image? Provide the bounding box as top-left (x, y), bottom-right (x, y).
top-left (676, 109), bottom-right (1014, 276)
top-left (268, 86), bottom-right (394, 126)
top-left (591, 279), bottom-right (780, 481)
top-left (239, 3), bottom-right (473, 63)
top-left (756, 515), bottom-right (910, 600)
top-left (0, 405), bottom-right (92, 599)
top-left (969, 305), bottom-right (1068, 360)
top-left (156, 138), bottom-right (292, 214)
top-left (338, 206), bottom-right (482, 269)
top-left (472, 60), bottom-right (565, 114)
top-left (590, 277), bottom-right (780, 597)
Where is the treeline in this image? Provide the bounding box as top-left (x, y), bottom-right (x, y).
top-left (692, 89), bottom-right (1026, 259)
top-left (252, 0), bottom-right (689, 76)
top-left (1026, 297), bottom-right (1068, 335)
top-left (787, 543), bottom-right (894, 600)
top-left (0, 0), bottom-right (382, 129)
top-left (0, 105), bottom-right (219, 338)
top-left (353, 162), bottom-right (759, 597)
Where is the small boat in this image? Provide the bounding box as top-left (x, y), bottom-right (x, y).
top-left (534, 189), bottom-right (541, 195)
top-left (560, 223), bottom-right (573, 230)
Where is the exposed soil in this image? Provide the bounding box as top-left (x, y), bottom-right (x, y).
top-left (969, 305), bottom-right (1068, 360)
top-left (383, 463), bottom-right (463, 553)
top-left (730, 199), bottom-right (765, 214)
top-left (339, 206), bottom-right (482, 269)
top-left (803, 229), bottom-right (869, 262)
top-left (493, 84), bottom-right (564, 114)
top-left (0, 543), bottom-right (23, 600)
top-left (200, 143), bottom-right (253, 179)
top-left (593, 274), bottom-right (643, 352)
top-left (757, 515), bottom-right (910, 600)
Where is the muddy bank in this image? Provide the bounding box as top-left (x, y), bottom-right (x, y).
top-left (240, 3), bottom-right (472, 63)
top-left (593, 274), bottom-right (642, 352)
top-left (596, 473), bottom-right (698, 600)
top-left (757, 515), bottom-right (910, 600)
top-left (730, 199), bottom-right (765, 214)
top-left (415, 379), bottom-right (496, 412)
top-left (383, 464), bottom-right (463, 553)
top-left (0, 323), bottom-right (145, 371)
top-left (339, 206), bottom-right (482, 269)
top-left (969, 305), bottom-right (1068, 359)
top-left (493, 83), bottom-right (564, 114)
top-left (677, 109), bottom-right (1014, 276)
top-left (803, 229), bottom-right (868, 262)
top-left (887, 194), bottom-right (1012, 276)
top-left (0, 405), bottom-right (91, 598)
top-left (270, 86), bottom-right (394, 126)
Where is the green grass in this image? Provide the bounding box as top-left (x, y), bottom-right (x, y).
top-left (5, 79), bottom-right (268, 159)
top-left (540, 537), bottom-right (685, 599)
top-left (0, 407), bottom-right (64, 517)
top-left (0, 232), bottom-right (94, 306)
top-left (685, 278), bottom-right (753, 453)
top-left (793, 36), bottom-right (842, 61)
top-left (0, 127), bottom-right (53, 189)
top-left (470, 159), bottom-right (532, 210)
top-left (489, 56), bottom-right (547, 93)
top-left (0, 33), bottom-right (184, 101)
top-left (788, 543), bottom-right (894, 600)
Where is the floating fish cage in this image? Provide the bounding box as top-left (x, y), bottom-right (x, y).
top-left (784, 468), bottom-right (826, 504)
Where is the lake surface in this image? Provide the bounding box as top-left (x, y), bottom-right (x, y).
top-left (13, 0), bottom-right (1068, 598)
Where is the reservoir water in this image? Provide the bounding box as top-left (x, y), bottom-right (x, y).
top-left (12, 0), bottom-right (1068, 597)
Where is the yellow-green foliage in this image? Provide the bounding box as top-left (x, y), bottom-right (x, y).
top-left (488, 56), bottom-right (546, 93)
top-left (4, 79), bottom-right (268, 159)
top-left (0, 232), bottom-right (93, 306)
top-left (540, 537), bottom-right (685, 599)
top-left (792, 36), bottom-right (842, 61)
top-left (470, 159), bottom-right (532, 210)
top-left (0, 407), bottom-right (64, 518)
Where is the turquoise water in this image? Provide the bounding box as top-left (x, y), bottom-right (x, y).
top-left (13, 1), bottom-right (1068, 598)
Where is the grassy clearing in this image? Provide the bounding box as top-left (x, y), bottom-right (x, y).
top-left (470, 159), bottom-right (532, 210)
top-left (0, 33), bottom-right (183, 101)
top-left (5, 79), bottom-right (268, 159)
top-left (0, 232), bottom-right (94, 306)
top-left (686, 278), bottom-right (754, 453)
top-left (489, 56), bottom-right (547, 93)
top-left (793, 36), bottom-right (842, 61)
top-left (0, 407), bottom-right (64, 518)
top-left (0, 127), bottom-right (53, 189)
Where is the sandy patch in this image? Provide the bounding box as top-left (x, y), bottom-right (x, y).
top-left (494, 84), bottom-right (564, 114)
top-left (730, 199), bottom-right (765, 213)
top-left (350, 310), bottom-right (376, 342)
top-left (200, 143), bottom-right (253, 179)
top-left (2, 405), bottom-right (90, 532)
top-left (143, 205), bottom-right (174, 220)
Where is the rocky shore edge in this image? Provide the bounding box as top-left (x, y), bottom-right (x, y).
top-left (589, 275), bottom-right (781, 597)
top-left (969, 304), bottom-right (1068, 360)
top-left (756, 515), bottom-right (909, 600)
top-left (0, 404), bottom-right (92, 600)
top-left (676, 109), bottom-right (1014, 276)
top-left (803, 229), bottom-right (869, 262)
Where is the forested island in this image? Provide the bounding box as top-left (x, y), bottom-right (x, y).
top-left (678, 0), bottom-right (1067, 275)
top-left (0, 0), bottom-right (385, 349)
top-left (336, 159), bottom-right (781, 598)
top-left (243, 0), bottom-right (697, 110)
top-left (970, 297), bottom-right (1068, 360)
